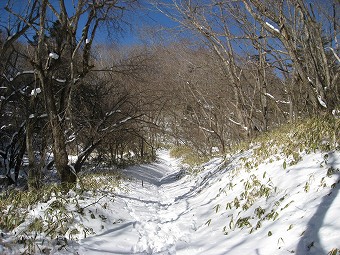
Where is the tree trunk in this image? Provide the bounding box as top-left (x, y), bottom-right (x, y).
top-left (140, 137), bottom-right (144, 159)
top-left (26, 117), bottom-right (41, 190)
top-left (40, 73), bottom-right (76, 187)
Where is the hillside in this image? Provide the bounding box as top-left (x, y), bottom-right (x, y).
top-left (0, 118), bottom-right (339, 254)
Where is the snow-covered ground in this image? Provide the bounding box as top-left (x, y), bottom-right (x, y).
top-left (70, 150), bottom-right (340, 254)
top-left (1, 149), bottom-right (339, 254)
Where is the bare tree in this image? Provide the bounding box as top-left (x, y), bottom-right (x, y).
top-left (3, 0), bottom-right (137, 188)
top-left (243, 0), bottom-right (340, 112)
top-left (154, 1), bottom-right (255, 136)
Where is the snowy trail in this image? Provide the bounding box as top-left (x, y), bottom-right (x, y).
top-left (72, 150), bottom-right (340, 255)
top-left (78, 151), bottom-right (197, 255)
top-left (2, 147), bottom-right (339, 254)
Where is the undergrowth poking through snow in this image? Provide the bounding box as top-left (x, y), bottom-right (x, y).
top-left (0, 172), bottom-right (123, 254)
top-left (234, 115), bottom-right (339, 164)
top-left (0, 115), bottom-right (339, 254)
top-left (169, 145), bottom-right (211, 167)
top-left (201, 115), bottom-right (340, 254)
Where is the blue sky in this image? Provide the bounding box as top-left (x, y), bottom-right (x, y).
top-left (0, 0), bottom-right (177, 46)
top-left (98, 5), bottom-right (177, 45)
top-left (62, 1), bottom-right (178, 46)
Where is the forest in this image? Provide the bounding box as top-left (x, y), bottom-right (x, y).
top-left (0, 1), bottom-right (340, 254)
top-left (0, 0), bottom-right (339, 189)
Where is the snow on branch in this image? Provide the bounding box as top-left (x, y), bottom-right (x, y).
top-left (105, 109), bottom-right (122, 117)
top-left (265, 93), bottom-right (291, 104)
top-left (30, 88), bottom-right (41, 96)
top-left (264, 93), bottom-right (275, 100)
top-left (199, 126), bottom-right (215, 133)
top-left (307, 77), bottom-right (327, 108)
top-left (67, 134), bottom-right (76, 143)
top-left (265, 22), bottom-right (280, 33)
top-left (332, 109), bottom-right (340, 118)
top-left (49, 52), bottom-right (59, 59)
top-left (115, 116), bottom-right (132, 125)
top-left (277, 100), bottom-right (290, 104)
top-left (100, 116), bottom-right (134, 132)
top-left (317, 95), bottom-right (327, 108)
top-left (5, 70), bottom-right (35, 82)
top-left (228, 118), bottom-right (248, 131)
top-left (326, 47), bottom-right (340, 64)
top-left (54, 78), bottom-right (67, 83)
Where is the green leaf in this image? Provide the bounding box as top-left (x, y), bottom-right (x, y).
top-left (287, 224), bottom-right (294, 231)
top-left (214, 204), bottom-right (221, 213)
top-left (304, 182), bottom-right (310, 193)
top-left (229, 216), bottom-right (234, 229)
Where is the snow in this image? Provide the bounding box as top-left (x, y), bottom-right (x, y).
top-left (67, 134), bottom-right (76, 143)
top-left (211, 147), bottom-right (219, 153)
top-left (265, 93), bottom-right (291, 104)
top-left (326, 47), bottom-right (340, 64)
top-left (265, 92), bottom-right (275, 100)
top-left (121, 116), bottom-right (132, 123)
top-left (1, 149), bottom-right (340, 254)
top-left (277, 100), bottom-right (290, 104)
top-left (39, 113), bottom-right (48, 118)
top-left (55, 78), bottom-right (66, 83)
top-left (265, 22), bottom-right (280, 33)
top-left (22, 70), bottom-right (35, 74)
top-left (76, 150), bottom-right (340, 255)
top-left (49, 52), bottom-right (59, 60)
top-left (228, 117), bottom-right (248, 130)
top-left (106, 109), bottom-right (122, 116)
top-left (317, 95), bottom-right (327, 108)
top-left (332, 109), bottom-right (340, 118)
top-left (30, 87), bottom-right (42, 96)
top-left (199, 126), bottom-right (215, 133)
top-left (68, 155), bottom-right (78, 164)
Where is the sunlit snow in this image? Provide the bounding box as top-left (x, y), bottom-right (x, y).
top-left (1, 150), bottom-right (339, 254)
top-left (49, 52), bottom-right (59, 60)
top-left (265, 22), bottom-right (280, 33)
top-left (30, 88), bottom-right (42, 96)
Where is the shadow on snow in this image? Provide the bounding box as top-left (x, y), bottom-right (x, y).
top-left (296, 151), bottom-right (340, 255)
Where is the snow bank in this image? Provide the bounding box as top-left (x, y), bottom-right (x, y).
top-left (1, 149), bottom-right (339, 254)
top-left (76, 150), bottom-right (340, 255)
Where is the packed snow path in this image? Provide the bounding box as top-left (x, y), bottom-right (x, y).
top-left (118, 159), bottom-right (195, 254)
top-left (78, 151), bottom-right (202, 254)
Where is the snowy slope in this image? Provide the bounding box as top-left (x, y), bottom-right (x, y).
top-left (1, 149), bottom-right (339, 255)
top-left (73, 150), bottom-right (340, 254)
